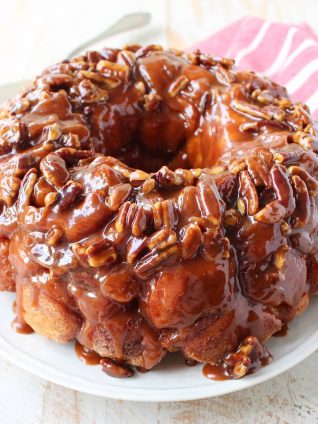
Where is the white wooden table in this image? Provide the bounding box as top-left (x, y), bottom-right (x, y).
top-left (1, 0), bottom-right (318, 422)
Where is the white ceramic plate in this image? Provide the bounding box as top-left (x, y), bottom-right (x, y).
top-left (0, 82), bottom-right (318, 402)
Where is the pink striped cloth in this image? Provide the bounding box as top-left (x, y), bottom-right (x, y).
top-left (191, 16), bottom-right (318, 119)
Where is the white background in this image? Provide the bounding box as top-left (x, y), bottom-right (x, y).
top-left (1, 0), bottom-right (318, 423)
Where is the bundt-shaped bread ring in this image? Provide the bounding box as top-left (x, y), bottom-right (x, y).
top-left (1, 45), bottom-right (318, 377)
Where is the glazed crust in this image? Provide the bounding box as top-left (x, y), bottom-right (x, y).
top-left (0, 45), bottom-right (318, 374)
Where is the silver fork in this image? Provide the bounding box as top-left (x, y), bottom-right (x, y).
top-left (67, 12), bottom-right (151, 59)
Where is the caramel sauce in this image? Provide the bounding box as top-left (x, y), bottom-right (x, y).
top-left (74, 341), bottom-right (101, 365)
top-left (11, 318), bottom-right (34, 335)
top-left (203, 363), bottom-right (230, 381)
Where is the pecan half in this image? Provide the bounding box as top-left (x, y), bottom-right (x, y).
top-left (79, 70), bottom-right (121, 88)
top-left (273, 145), bottom-right (304, 165)
top-left (86, 239), bottom-right (117, 267)
top-left (96, 59), bottom-right (129, 79)
top-left (254, 200), bottom-right (286, 224)
top-left (180, 223), bottom-right (202, 259)
top-left (126, 237), bottom-right (146, 264)
top-left (239, 170), bottom-right (259, 216)
top-left (131, 206), bottom-right (150, 237)
top-left (231, 100), bottom-right (271, 120)
top-left (17, 169), bottom-right (37, 210)
top-left (40, 154), bottom-right (69, 188)
top-left (115, 201), bottom-right (150, 236)
top-left (153, 200), bottom-right (178, 230)
top-left (107, 183), bottom-right (132, 211)
top-left (147, 228), bottom-right (177, 250)
top-left (246, 157), bottom-right (271, 187)
top-left (270, 164), bottom-right (295, 215)
top-left (288, 165), bottom-right (318, 197)
top-left (291, 175), bottom-right (310, 228)
top-left (134, 245), bottom-right (179, 279)
top-left (197, 178), bottom-right (225, 225)
top-left (0, 175), bottom-right (21, 206)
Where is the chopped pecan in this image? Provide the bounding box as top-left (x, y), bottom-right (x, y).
top-left (252, 89), bottom-right (274, 105)
top-left (144, 93), bottom-right (162, 112)
top-left (291, 175), bottom-right (310, 228)
top-left (117, 50), bottom-right (136, 68)
top-left (223, 336), bottom-right (272, 379)
top-left (254, 200), bottom-right (286, 224)
top-left (38, 73), bottom-right (73, 87)
top-left (215, 66), bottom-right (236, 85)
top-left (239, 170), bottom-right (259, 216)
top-left (180, 223), bottom-right (202, 259)
top-left (134, 81), bottom-right (146, 96)
top-left (101, 358), bottom-right (134, 378)
top-left (62, 133), bottom-right (81, 149)
top-left (129, 170), bottom-right (150, 185)
top-left (175, 169), bottom-right (194, 186)
top-left (0, 175), bottom-right (21, 206)
top-left (202, 230), bottom-right (230, 261)
top-left (56, 181), bottom-right (83, 211)
top-left (280, 220), bottom-right (291, 236)
top-left (77, 79), bottom-right (109, 104)
top-left (0, 117), bottom-right (22, 153)
top-left (44, 192), bottom-right (58, 207)
top-left (135, 44), bottom-right (163, 58)
top-left (96, 59), bottom-right (129, 79)
top-left (107, 183), bottom-right (132, 211)
top-left (229, 158), bottom-right (246, 175)
top-left (292, 131), bottom-right (315, 150)
top-left (134, 245), bottom-right (179, 279)
top-left (46, 226), bottom-right (63, 246)
top-left (168, 75), bottom-right (190, 97)
top-left (142, 178), bottom-right (156, 194)
top-left (17, 169), bottom-right (37, 210)
top-left (270, 164), bottom-right (295, 215)
top-left (197, 178), bottom-right (225, 225)
top-left (86, 239), bottom-right (117, 267)
top-left (79, 70), bottom-right (121, 88)
top-left (153, 166), bottom-right (183, 189)
top-left (274, 246), bottom-right (289, 270)
top-left (54, 148), bottom-right (95, 166)
top-left (153, 200), bottom-right (178, 230)
top-left (224, 208), bottom-right (242, 229)
top-left (40, 154), bottom-right (69, 188)
top-left (237, 198), bottom-right (246, 215)
top-left (273, 145), bottom-right (304, 164)
top-left (288, 165), bottom-right (318, 197)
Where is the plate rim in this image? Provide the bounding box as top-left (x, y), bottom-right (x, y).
top-left (0, 326), bottom-right (318, 402)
